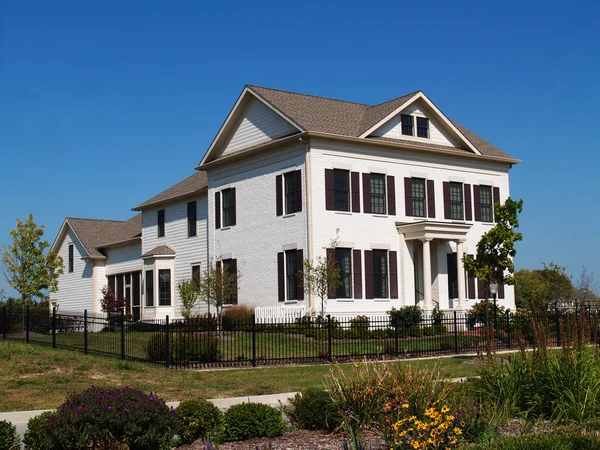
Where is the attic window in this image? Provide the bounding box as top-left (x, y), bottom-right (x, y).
top-left (417, 117), bottom-right (429, 138)
top-left (401, 114), bottom-right (414, 136)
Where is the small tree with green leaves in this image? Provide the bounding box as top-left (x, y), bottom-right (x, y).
top-left (178, 278), bottom-right (199, 319)
top-left (463, 198), bottom-right (524, 293)
top-left (197, 259), bottom-right (239, 322)
top-left (1, 214), bottom-right (63, 306)
top-left (302, 232), bottom-right (342, 317)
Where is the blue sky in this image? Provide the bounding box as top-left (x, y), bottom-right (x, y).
top-left (1, 0), bottom-right (599, 298)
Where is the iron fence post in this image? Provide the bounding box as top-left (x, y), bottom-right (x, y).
top-left (84, 310), bottom-right (88, 354)
top-left (165, 315), bottom-right (170, 368)
top-left (120, 309), bottom-right (125, 360)
top-left (555, 307), bottom-right (561, 348)
top-left (394, 321), bottom-right (399, 356)
top-left (252, 314), bottom-right (257, 367)
top-left (453, 311), bottom-right (458, 353)
top-left (52, 306), bottom-right (56, 348)
top-left (2, 306), bottom-right (6, 341)
top-left (506, 310), bottom-right (511, 349)
top-left (26, 305), bottom-right (30, 343)
top-left (327, 315), bottom-right (332, 362)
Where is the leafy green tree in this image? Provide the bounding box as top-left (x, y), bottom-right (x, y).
top-left (574, 266), bottom-right (599, 305)
top-left (1, 214), bottom-right (63, 304)
top-left (463, 198), bottom-right (524, 289)
top-left (514, 262), bottom-right (574, 309)
top-left (197, 258), bottom-right (239, 322)
top-left (538, 262), bottom-right (573, 307)
top-left (178, 278), bottom-right (200, 319)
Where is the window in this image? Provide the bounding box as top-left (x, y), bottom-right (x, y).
top-left (335, 248), bottom-right (352, 298)
top-left (68, 244), bottom-right (74, 273)
top-left (417, 117), bottom-right (429, 138)
top-left (145, 271), bottom-right (153, 306)
top-left (222, 188), bottom-right (235, 227)
top-left (187, 201), bottom-right (197, 237)
top-left (285, 250), bottom-right (298, 301)
top-left (480, 185), bottom-right (493, 222)
top-left (370, 173), bottom-right (386, 214)
top-left (221, 259), bottom-right (238, 304)
top-left (412, 178), bottom-right (426, 217)
top-left (373, 250), bottom-right (388, 298)
top-left (449, 182), bottom-right (464, 220)
top-left (334, 169), bottom-right (350, 212)
top-left (158, 210), bottom-right (165, 237)
top-left (284, 172), bottom-right (297, 214)
top-left (401, 114), bottom-right (414, 136)
top-left (192, 264), bottom-right (201, 290)
top-left (158, 269), bottom-right (171, 306)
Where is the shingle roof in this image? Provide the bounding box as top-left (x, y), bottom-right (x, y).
top-left (133, 171), bottom-right (208, 211)
top-left (141, 245), bottom-right (176, 258)
top-left (247, 85), bottom-right (514, 160)
top-left (67, 214), bottom-right (142, 258)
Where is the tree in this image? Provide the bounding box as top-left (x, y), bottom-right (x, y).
top-left (302, 232), bottom-right (342, 317)
top-left (197, 259), bottom-right (239, 322)
top-left (573, 266), bottom-right (599, 306)
top-left (463, 198), bottom-right (524, 289)
top-left (514, 262), bottom-right (574, 309)
top-left (538, 262), bottom-right (573, 307)
top-left (1, 214), bottom-right (63, 303)
top-left (178, 278), bottom-right (200, 319)
top-left (99, 286), bottom-right (124, 313)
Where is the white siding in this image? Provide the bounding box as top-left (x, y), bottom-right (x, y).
top-left (222, 98), bottom-right (298, 156)
top-left (104, 244), bottom-right (142, 275)
top-left (371, 102), bottom-right (462, 148)
top-left (141, 195), bottom-right (208, 319)
top-left (49, 229), bottom-right (94, 313)
top-left (208, 145), bottom-right (308, 309)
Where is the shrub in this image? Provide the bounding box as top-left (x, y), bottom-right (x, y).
top-left (349, 315), bottom-right (370, 338)
top-left (283, 389), bottom-right (340, 431)
top-left (0, 420), bottom-right (20, 450)
top-left (468, 426), bottom-right (600, 449)
top-left (388, 306), bottom-right (422, 329)
top-left (23, 412), bottom-right (54, 450)
top-left (176, 399), bottom-right (223, 445)
top-left (46, 386), bottom-right (177, 450)
top-left (146, 332), bottom-right (220, 364)
top-left (222, 305), bottom-right (254, 330)
top-left (222, 402), bottom-right (287, 442)
top-left (468, 300), bottom-right (505, 329)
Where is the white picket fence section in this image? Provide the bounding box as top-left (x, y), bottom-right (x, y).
top-left (254, 305), bottom-right (307, 324)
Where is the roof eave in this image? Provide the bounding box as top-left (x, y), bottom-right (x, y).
top-left (132, 187), bottom-right (208, 211)
top-left (99, 236), bottom-right (142, 250)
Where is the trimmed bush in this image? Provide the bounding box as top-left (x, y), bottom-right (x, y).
top-left (222, 305), bottom-right (254, 330)
top-left (146, 332), bottom-right (220, 364)
top-left (222, 402), bottom-right (287, 442)
top-left (176, 399), bottom-right (223, 445)
top-left (46, 386), bottom-right (177, 450)
top-left (388, 306), bottom-right (422, 329)
top-left (283, 389), bottom-right (340, 431)
top-left (0, 420), bottom-right (20, 450)
top-left (23, 412), bottom-right (54, 450)
top-left (349, 315), bottom-right (370, 339)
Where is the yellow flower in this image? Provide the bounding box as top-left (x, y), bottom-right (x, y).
top-left (441, 405), bottom-right (450, 413)
top-left (445, 415), bottom-right (455, 421)
top-left (453, 427), bottom-right (462, 435)
top-left (402, 403), bottom-right (410, 409)
top-left (411, 440), bottom-right (421, 449)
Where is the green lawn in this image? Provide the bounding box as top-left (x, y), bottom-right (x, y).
top-left (0, 339), bottom-right (487, 412)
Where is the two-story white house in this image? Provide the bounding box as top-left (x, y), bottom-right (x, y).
top-left (50, 85), bottom-right (519, 319)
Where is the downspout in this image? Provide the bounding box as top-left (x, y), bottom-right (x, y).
top-left (300, 136), bottom-right (314, 314)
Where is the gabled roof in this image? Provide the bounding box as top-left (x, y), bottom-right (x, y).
top-left (200, 85), bottom-right (517, 166)
top-left (132, 171), bottom-right (208, 211)
top-left (141, 245), bottom-right (176, 258)
top-left (51, 214), bottom-right (142, 259)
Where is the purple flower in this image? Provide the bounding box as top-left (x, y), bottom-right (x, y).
top-left (107, 406), bottom-right (112, 411)
top-left (124, 408), bottom-right (130, 413)
top-left (77, 406), bottom-right (83, 412)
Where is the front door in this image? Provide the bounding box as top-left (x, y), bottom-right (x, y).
top-left (132, 271), bottom-right (141, 321)
top-left (447, 253), bottom-right (458, 308)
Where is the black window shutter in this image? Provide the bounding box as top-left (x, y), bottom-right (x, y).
top-left (427, 179), bottom-right (436, 218)
top-left (276, 175), bottom-right (283, 216)
top-left (477, 279), bottom-right (487, 300)
top-left (387, 176), bottom-right (396, 216)
top-left (326, 248), bottom-right (337, 299)
top-left (296, 249), bottom-right (304, 299)
top-left (443, 182), bottom-right (451, 219)
top-left (493, 187), bottom-right (500, 222)
top-left (404, 177), bottom-right (413, 216)
top-left (389, 251), bottom-right (398, 299)
top-left (467, 254), bottom-right (476, 299)
top-left (473, 185), bottom-right (481, 221)
top-left (351, 172), bottom-right (360, 213)
top-left (277, 252), bottom-right (285, 302)
top-left (498, 283), bottom-right (505, 299)
top-left (353, 249), bottom-right (362, 299)
top-left (325, 169), bottom-right (335, 210)
top-left (464, 184), bottom-right (473, 221)
top-left (364, 250), bottom-right (374, 299)
top-left (230, 259), bottom-right (238, 304)
top-left (295, 170), bottom-right (302, 213)
top-left (230, 188), bottom-right (236, 226)
top-left (362, 173), bottom-right (372, 214)
top-left (215, 192), bottom-right (221, 229)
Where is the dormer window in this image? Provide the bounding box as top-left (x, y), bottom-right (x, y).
top-left (401, 114), bottom-right (414, 136)
top-left (417, 117), bottom-right (429, 138)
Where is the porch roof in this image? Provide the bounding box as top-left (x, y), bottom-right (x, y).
top-left (395, 220), bottom-right (471, 241)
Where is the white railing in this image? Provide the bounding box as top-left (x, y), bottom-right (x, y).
top-left (254, 305), bottom-right (307, 324)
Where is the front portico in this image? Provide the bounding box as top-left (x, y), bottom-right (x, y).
top-left (396, 221), bottom-right (472, 312)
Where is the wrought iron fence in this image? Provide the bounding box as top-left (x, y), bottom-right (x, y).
top-left (2, 305), bottom-right (600, 369)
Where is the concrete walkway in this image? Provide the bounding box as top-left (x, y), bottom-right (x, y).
top-left (0, 392), bottom-right (298, 445)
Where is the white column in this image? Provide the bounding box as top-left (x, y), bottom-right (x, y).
top-left (422, 238), bottom-right (433, 311)
top-left (456, 240), bottom-right (466, 310)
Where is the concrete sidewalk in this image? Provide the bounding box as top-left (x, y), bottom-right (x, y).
top-left (0, 392), bottom-right (298, 444)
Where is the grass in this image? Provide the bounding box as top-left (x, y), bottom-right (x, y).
top-left (0, 340), bottom-right (488, 412)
